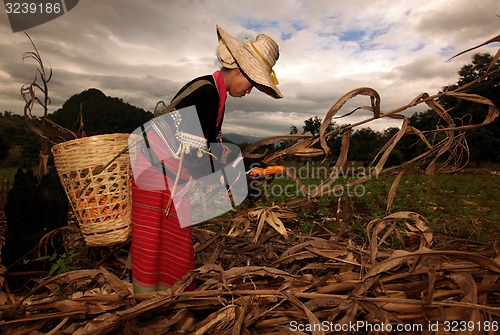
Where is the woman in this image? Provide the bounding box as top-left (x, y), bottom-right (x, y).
top-left (129, 25), bottom-right (283, 293)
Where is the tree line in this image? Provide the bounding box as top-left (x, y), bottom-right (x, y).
top-left (0, 89), bottom-right (153, 168)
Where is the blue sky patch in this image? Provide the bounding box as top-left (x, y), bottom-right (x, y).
top-left (439, 45), bottom-right (456, 58)
top-left (240, 19), bottom-right (305, 41)
top-left (291, 21), bottom-right (307, 32)
top-left (241, 19), bottom-right (279, 32)
top-left (281, 31), bottom-right (293, 40)
top-left (339, 30), bottom-right (366, 42)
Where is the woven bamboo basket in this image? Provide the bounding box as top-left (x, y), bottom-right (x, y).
top-left (51, 133), bottom-right (132, 246)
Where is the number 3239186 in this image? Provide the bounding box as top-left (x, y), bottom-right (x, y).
top-left (5, 2), bottom-right (62, 14)
top-left (443, 320), bottom-right (498, 332)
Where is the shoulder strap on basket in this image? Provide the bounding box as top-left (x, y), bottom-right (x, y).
top-left (143, 79), bottom-right (214, 181)
top-left (155, 79), bottom-right (214, 117)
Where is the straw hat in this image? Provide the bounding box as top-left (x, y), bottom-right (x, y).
top-left (216, 25), bottom-right (283, 99)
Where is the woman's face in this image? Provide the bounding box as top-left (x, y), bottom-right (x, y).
top-left (228, 69), bottom-right (253, 98)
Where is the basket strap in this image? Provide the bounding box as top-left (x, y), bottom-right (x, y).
top-left (139, 124), bottom-right (189, 184)
top-left (164, 149), bottom-right (197, 218)
top-left (154, 79), bottom-right (214, 117)
top-left (141, 79), bottom-right (214, 181)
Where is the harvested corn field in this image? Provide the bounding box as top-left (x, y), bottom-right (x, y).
top-left (0, 208), bottom-right (498, 334)
top-left (0, 37), bottom-right (499, 334)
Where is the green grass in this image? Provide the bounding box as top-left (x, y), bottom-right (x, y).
top-left (258, 162), bottom-right (500, 242)
top-left (358, 172), bottom-right (499, 241)
top-left (0, 167), bottom-right (21, 179)
top-left (2, 163), bottom-right (498, 243)
top-left (0, 167), bottom-right (42, 181)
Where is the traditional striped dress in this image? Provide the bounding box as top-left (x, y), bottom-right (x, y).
top-left (130, 72), bottom-right (226, 293)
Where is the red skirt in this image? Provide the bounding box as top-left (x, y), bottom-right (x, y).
top-left (129, 168), bottom-right (195, 293)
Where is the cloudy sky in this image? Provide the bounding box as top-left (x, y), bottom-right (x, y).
top-left (0, 0), bottom-right (498, 137)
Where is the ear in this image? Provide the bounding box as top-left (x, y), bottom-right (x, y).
top-left (234, 68), bottom-right (243, 76)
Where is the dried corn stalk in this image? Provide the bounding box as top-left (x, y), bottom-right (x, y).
top-left (2, 215), bottom-right (498, 334)
top-left (247, 206), bottom-right (297, 242)
top-left (243, 36), bottom-right (499, 201)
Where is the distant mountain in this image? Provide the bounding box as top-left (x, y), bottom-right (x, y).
top-left (222, 133), bottom-right (263, 144)
top-left (48, 88), bottom-right (153, 136)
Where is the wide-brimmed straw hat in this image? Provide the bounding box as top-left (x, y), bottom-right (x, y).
top-left (216, 25), bottom-right (283, 99)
